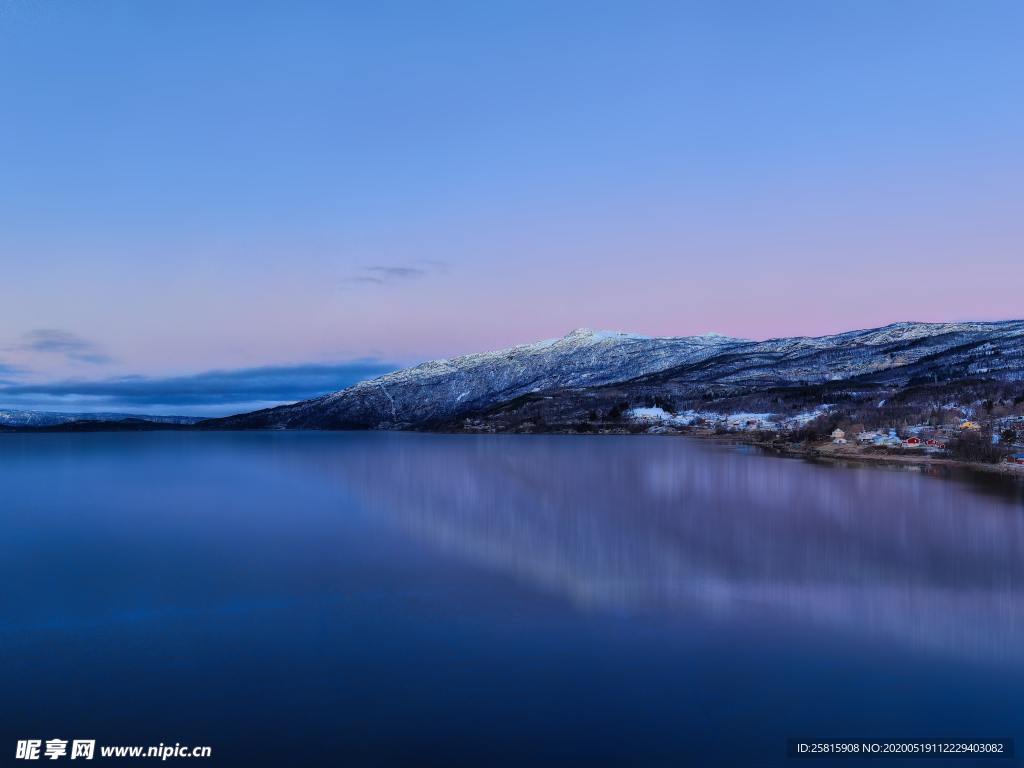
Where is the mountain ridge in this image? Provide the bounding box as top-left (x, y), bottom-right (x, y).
top-left (202, 320), bottom-right (1024, 432)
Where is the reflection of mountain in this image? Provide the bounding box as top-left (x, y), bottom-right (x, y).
top-left (328, 435), bottom-right (1024, 664)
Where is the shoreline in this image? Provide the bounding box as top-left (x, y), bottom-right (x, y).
top-left (464, 422), bottom-right (1024, 479)
top-left (3, 422), bottom-right (1024, 480)
top-left (706, 432), bottom-right (1024, 479)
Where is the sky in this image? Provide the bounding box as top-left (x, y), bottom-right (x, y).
top-left (1, 0), bottom-right (1022, 413)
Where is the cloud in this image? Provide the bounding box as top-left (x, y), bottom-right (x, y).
top-left (18, 329), bottom-right (113, 364)
top-left (367, 266), bottom-right (427, 279)
top-left (341, 261), bottom-right (450, 287)
top-left (0, 360), bottom-right (398, 413)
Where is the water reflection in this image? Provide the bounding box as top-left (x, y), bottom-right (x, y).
top-left (326, 434), bottom-right (1024, 664)
top-left (4, 432), bottom-right (1021, 767)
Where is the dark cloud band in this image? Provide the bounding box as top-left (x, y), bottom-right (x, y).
top-left (0, 361), bottom-right (397, 408)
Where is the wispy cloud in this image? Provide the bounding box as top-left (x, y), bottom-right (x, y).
top-left (17, 329), bottom-right (113, 365)
top-left (0, 360), bottom-right (397, 414)
top-left (367, 266), bottom-right (427, 279)
top-left (341, 260), bottom-right (450, 288)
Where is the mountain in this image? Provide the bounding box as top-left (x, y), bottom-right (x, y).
top-left (203, 320), bottom-right (1024, 432)
top-left (204, 329), bottom-right (743, 429)
top-left (0, 410), bottom-right (203, 428)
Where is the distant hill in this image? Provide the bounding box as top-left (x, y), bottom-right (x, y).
top-left (0, 410), bottom-right (203, 429)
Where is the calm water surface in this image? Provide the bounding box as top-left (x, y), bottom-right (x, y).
top-left (1, 433), bottom-right (1022, 766)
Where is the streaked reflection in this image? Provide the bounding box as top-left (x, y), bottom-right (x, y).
top-left (332, 434), bottom-right (1024, 664)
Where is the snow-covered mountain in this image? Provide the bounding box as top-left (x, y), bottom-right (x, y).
top-left (207, 329), bottom-right (742, 429)
top-left (0, 410), bottom-right (202, 428)
top-left (205, 320), bottom-right (1024, 430)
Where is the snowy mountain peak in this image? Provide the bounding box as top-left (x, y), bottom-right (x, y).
top-left (696, 331), bottom-right (748, 343)
top-left (563, 328), bottom-right (650, 342)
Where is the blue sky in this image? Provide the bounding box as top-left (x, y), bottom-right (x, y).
top-left (1, 0), bottom-right (1022, 413)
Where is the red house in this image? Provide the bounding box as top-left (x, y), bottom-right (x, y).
top-left (904, 437), bottom-right (922, 447)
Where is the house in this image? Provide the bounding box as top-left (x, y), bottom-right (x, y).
top-left (1008, 454), bottom-right (1024, 466)
top-left (831, 428), bottom-right (846, 443)
top-left (903, 437), bottom-right (922, 448)
top-left (960, 421), bottom-right (981, 431)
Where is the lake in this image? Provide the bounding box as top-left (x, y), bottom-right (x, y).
top-left (1, 432), bottom-right (1022, 766)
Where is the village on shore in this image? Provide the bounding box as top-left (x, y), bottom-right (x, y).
top-left (625, 406), bottom-right (1024, 470)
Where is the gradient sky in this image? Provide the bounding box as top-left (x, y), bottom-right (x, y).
top-left (1, 0), bottom-right (1022, 413)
